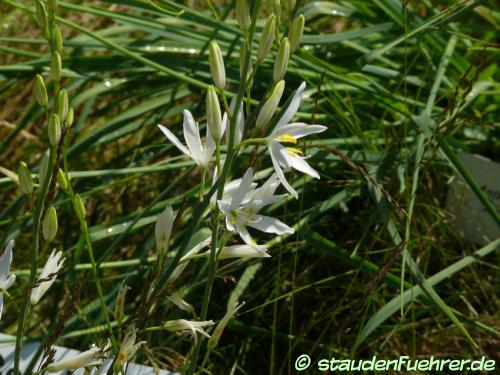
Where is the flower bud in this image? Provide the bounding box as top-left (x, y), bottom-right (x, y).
top-left (51, 52), bottom-right (62, 81)
top-left (53, 25), bottom-right (63, 53)
top-left (57, 168), bottom-right (69, 191)
top-left (206, 85), bottom-right (223, 142)
top-left (48, 0), bottom-right (58, 12)
top-left (35, 74), bottom-right (48, 107)
top-left (48, 113), bottom-right (61, 146)
top-left (39, 152), bottom-right (50, 186)
top-left (36, 1), bottom-right (47, 29)
top-left (114, 281), bottom-right (130, 326)
top-left (256, 80), bottom-right (285, 129)
top-left (273, 38), bottom-right (290, 82)
top-left (257, 15), bottom-right (276, 61)
top-left (209, 41), bottom-right (225, 90)
top-left (288, 15), bottom-right (304, 53)
top-left (58, 89), bottom-right (69, 121)
top-left (18, 162), bottom-right (33, 195)
top-left (43, 206), bottom-right (58, 242)
top-left (155, 206), bottom-right (174, 252)
top-left (239, 40), bottom-right (252, 81)
top-left (74, 194), bottom-right (86, 219)
top-left (235, 0), bottom-right (250, 31)
top-left (65, 107), bottom-right (74, 127)
top-left (272, 0), bottom-right (281, 21)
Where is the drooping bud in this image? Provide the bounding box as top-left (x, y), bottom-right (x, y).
top-left (48, 113), bottom-right (61, 146)
top-left (58, 89), bottom-right (69, 121)
top-left (257, 14), bottom-right (276, 61)
top-left (288, 15), bottom-right (304, 53)
top-left (235, 0), bottom-right (251, 31)
top-left (18, 162), bottom-right (33, 195)
top-left (208, 41), bottom-right (225, 90)
top-left (256, 80), bottom-right (285, 129)
top-left (57, 168), bottom-right (69, 191)
top-left (65, 107), bottom-right (74, 127)
top-left (206, 85), bottom-right (223, 142)
top-left (35, 1), bottom-right (48, 29)
top-left (38, 152), bottom-right (50, 186)
top-left (51, 52), bottom-right (62, 81)
top-left (273, 37), bottom-right (290, 82)
top-left (155, 206), bottom-right (174, 253)
top-left (74, 194), bottom-right (86, 219)
top-left (48, 0), bottom-right (58, 12)
top-left (53, 25), bottom-right (63, 53)
top-left (35, 74), bottom-right (48, 107)
top-left (43, 206), bottom-right (58, 242)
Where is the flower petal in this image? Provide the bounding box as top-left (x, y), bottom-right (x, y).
top-left (269, 144), bottom-right (298, 198)
top-left (203, 126), bottom-right (216, 166)
top-left (219, 244), bottom-right (270, 259)
top-left (0, 240), bottom-right (14, 288)
top-left (182, 110), bottom-right (204, 164)
top-left (272, 123), bottom-right (327, 140)
top-left (230, 168), bottom-right (254, 209)
top-left (157, 124), bottom-right (190, 157)
top-left (271, 81), bottom-right (306, 134)
top-left (247, 214), bottom-right (294, 235)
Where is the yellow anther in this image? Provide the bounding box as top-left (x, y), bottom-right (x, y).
top-left (279, 134), bottom-right (297, 144)
top-left (286, 147), bottom-right (303, 157)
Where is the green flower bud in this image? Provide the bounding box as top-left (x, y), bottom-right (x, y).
top-left (43, 206), bottom-right (58, 242)
top-left (284, 0), bottom-right (296, 14)
top-left (206, 85), bottom-right (223, 142)
top-left (48, 0), bottom-right (58, 12)
top-left (48, 113), bottom-right (61, 146)
top-left (58, 89), bottom-right (69, 121)
top-left (273, 37), bottom-right (290, 82)
top-left (239, 40), bottom-right (251, 81)
top-left (65, 107), bottom-right (74, 127)
top-left (272, 0), bottom-right (281, 21)
top-left (257, 14), bottom-right (276, 61)
top-left (256, 80), bottom-right (285, 129)
top-left (35, 1), bottom-right (48, 29)
top-left (235, 0), bottom-right (251, 31)
top-left (38, 152), bottom-right (50, 186)
top-left (209, 41), bottom-right (225, 90)
top-left (74, 194), bottom-right (86, 219)
top-left (51, 52), bottom-right (62, 81)
top-left (35, 74), bottom-right (48, 107)
top-left (18, 162), bottom-right (33, 195)
top-left (53, 25), bottom-right (63, 53)
top-left (57, 168), bottom-right (69, 191)
top-left (288, 15), bottom-right (304, 53)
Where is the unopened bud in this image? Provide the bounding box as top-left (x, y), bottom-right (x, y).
top-left (57, 169), bottom-right (69, 191)
top-left (65, 107), bottom-right (74, 127)
top-left (35, 1), bottom-right (47, 29)
top-left (18, 162), bottom-right (33, 195)
top-left (43, 206), bottom-right (58, 242)
top-left (256, 80), bottom-right (285, 128)
top-left (235, 0), bottom-right (251, 31)
top-left (272, 0), bottom-right (281, 21)
top-left (75, 194), bottom-right (86, 219)
top-left (114, 281), bottom-right (130, 325)
top-left (288, 15), bottom-right (304, 53)
top-left (206, 85), bottom-right (223, 142)
top-left (39, 152), bottom-right (50, 186)
top-left (58, 89), bottom-right (69, 121)
top-left (53, 25), bottom-right (63, 53)
top-left (35, 74), bottom-right (48, 107)
top-left (284, 0), bottom-right (296, 14)
top-left (48, 0), bottom-right (58, 12)
top-left (257, 15), bottom-right (276, 61)
top-left (209, 41), bottom-right (225, 90)
top-left (51, 52), bottom-right (62, 81)
top-left (239, 40), bottom-right (252, 81)
top-left (48, 113), bottom-right (61, 146)
top-left (273, 38), bottom-right (290, 82)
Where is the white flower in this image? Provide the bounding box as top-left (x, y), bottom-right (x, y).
top-left (155, 206), bottom-right (174, 253)
top-left (158, 110), bottom-right (216, 168)
top-left (30, 249), bottom-right (65, 305)
top-left (0, 240), bottom-right (16, 320)
top-left (45, 344), bottom-right (105, 372)
top-left (218, 168), bottom-right (294, 247)
top-left (113, 325), bottom-right (145, 373)
top-left (266, 82), bottom-right (327, 198)
top-left (163, 319), bottom-right (214, 344)
top-left (218, 244), bottom-right (270, 259)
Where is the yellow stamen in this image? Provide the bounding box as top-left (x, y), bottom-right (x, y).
top-left (279, 134), bottom-right (297, 144)
top-left (286, 147), bottom-right (303, 157)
